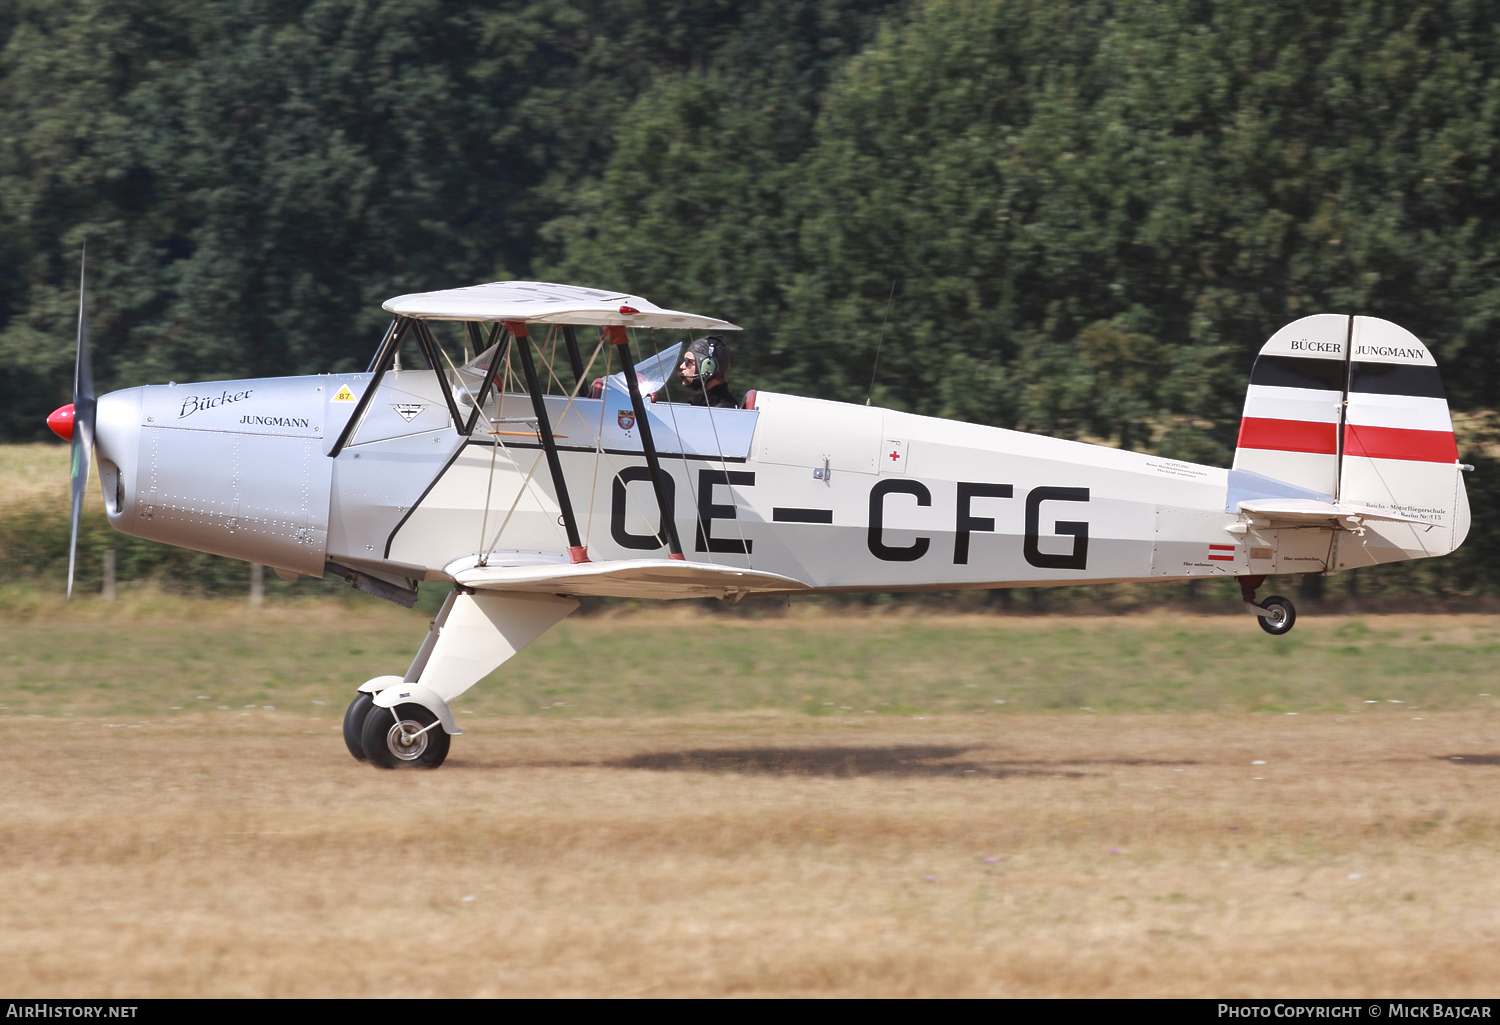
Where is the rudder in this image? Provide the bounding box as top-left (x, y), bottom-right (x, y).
top-left (1337, 316), bottom-right (1466, 566)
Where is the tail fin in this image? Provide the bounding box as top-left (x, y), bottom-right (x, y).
top-left (1233, 314), bottom-right (1469, 566)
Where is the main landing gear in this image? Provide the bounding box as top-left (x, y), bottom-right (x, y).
top-left (339, 588), bottom-right (581, 771)
top-left (343, 692), bottom-right (451, 769)
top-left (1239, 575), bottom-right (1296, 636)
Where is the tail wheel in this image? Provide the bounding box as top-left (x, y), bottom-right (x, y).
top-left (1257, 596), bottom-right (1296, 636)
top-left (342, 692), bottom-right (375, 762)
top-left (361, 702), bottom-right (451, 770)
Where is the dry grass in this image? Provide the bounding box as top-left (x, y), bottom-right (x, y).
top-left (4, 594), bottom-right (1499, 995)
top-left (0, 443), bottom-right (83, 510)
top-left (2, 708), bottom-right (1499, 996)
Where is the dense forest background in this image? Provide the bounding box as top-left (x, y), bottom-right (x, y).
top-left (4, 0), bottom-right (1500, 598)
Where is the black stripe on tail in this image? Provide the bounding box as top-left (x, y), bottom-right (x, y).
top-left (1248, 355), bottom-right (1346, 391)
top-left (1349, 361), bottom-right (1446, 399)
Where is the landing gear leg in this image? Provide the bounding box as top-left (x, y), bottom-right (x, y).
top-left (351, 589), bottom-right (581, 772)
top-left (1239, 575), bottom-right (1297, 636)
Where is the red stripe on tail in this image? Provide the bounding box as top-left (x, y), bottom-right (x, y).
top-left (1236, 417), bottom-right (1338, 455)
top-left (1343, 424), bottom-right (1458, 464)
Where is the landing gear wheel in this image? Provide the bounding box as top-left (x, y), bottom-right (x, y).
top-left (361, 702), bottom-right (451, 770)
top-left (1257, 596), bottom-right (1296, 636)
top-left (342, 692), bottom-right (374, 761)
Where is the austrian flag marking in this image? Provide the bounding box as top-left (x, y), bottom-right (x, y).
top-left (1208, 544), bottom-right (1236, 562)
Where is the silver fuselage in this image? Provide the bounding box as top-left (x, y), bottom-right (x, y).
top-left (91, 369), bottom-right (1461, 594)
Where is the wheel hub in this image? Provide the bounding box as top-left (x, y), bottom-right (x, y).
top-left (386, 718), bottom-right (429, 761)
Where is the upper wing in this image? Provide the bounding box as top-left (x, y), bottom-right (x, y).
top-left (445, 555), bottom-right (810, 600)
top-left (383, 281), bottom-right (741, 331)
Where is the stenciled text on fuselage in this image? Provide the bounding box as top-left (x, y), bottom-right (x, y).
top-left (178, 389), bottom-right (253, 419)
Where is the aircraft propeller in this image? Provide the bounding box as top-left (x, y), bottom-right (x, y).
top-left (45, 245), bottom-right (95, 599)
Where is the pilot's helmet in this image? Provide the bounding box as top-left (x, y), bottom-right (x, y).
top-left (686, 336), bottom-right (731, 381)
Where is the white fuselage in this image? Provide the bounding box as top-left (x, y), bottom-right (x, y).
top-left (92, 369), bottom-right (1445, 593)
top-left (387, 388), bottom-right (1256, 590)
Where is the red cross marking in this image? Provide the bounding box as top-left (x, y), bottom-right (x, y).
top-left (888, 449), bottom-right (901, 462)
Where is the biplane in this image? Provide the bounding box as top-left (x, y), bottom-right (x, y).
top-left (50, 272), bottom-right (1470, 768)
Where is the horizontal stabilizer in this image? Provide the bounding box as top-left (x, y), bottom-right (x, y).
top-left (445, 555), bottom-right (810, 600)
top-left (1236, 498), bottom-right (1436, 529)
top-left (1224, 467), bottom-right (1330, 514)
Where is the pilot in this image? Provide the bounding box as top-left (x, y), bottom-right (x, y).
top-left (679, 336), bottom-right (737, 408)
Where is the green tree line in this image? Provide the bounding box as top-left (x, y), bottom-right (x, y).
top-left (4, 0), bottom-right (1500, 596)
top-left (0, 0), bottom-right (896, 435)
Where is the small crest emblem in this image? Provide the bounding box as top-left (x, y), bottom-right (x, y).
top-left (617, 409), bottom-right (635, 431)
top-left (392, 403), bottom-right (425, 423)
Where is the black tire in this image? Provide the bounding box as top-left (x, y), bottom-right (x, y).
top-left (1257, 595), bottom-right (1296, 636)
top-left (361, 702), bottom-right (451, 770)
top-left (342, 692), bottom-right (374, 762)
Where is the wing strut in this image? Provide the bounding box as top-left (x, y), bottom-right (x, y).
top-left (461, 321), bottom-right (507, 436)
top-left (330, 316), bottom-right (414, 457)
top-left (505, 320), bottom-right (590, 564)
top-left (411, 319), bottom-right (467, 434)
top-left (562, 325), bottom-right (586, 392)
top-left (605, 325), bottom-right (686, 559)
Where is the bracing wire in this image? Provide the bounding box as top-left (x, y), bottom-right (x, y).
top-left (432, 323), bottom-right (463, 376)
top-left (539, 326), bottom-right (612, 548)
top-left (478, 330), bottom-right (572, 561)
top-left (482, 447), bottom-right (549, 559)
top-left (515, 339), bottom-right (573, 552)
top-left (534, 323), bottom-right (564, 394)
top-left (584, 339), bottom-right (610, 547)
top-left (476, 327), bottom-right (524, 565)
top-left (537, 323), bottom-right (604, 434)
top-left (479, 338), bottom-right (523, 556)
top-left (530, 328), bottom-right (660, 548)
top-left (527, 323), bottom-right (583, 550)
top-left (476, 419), bottom-right (504, 564)
top-left (461, 323), bottom-right (625, 563)
top-left (480, 324), bottom-right (672, 556)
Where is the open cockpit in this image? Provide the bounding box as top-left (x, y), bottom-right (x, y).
top-left (330, 280), bottom-right (757, 566)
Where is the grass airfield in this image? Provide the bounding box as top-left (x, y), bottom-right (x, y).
top-left (2, 599), bottom-right (1500, 996)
